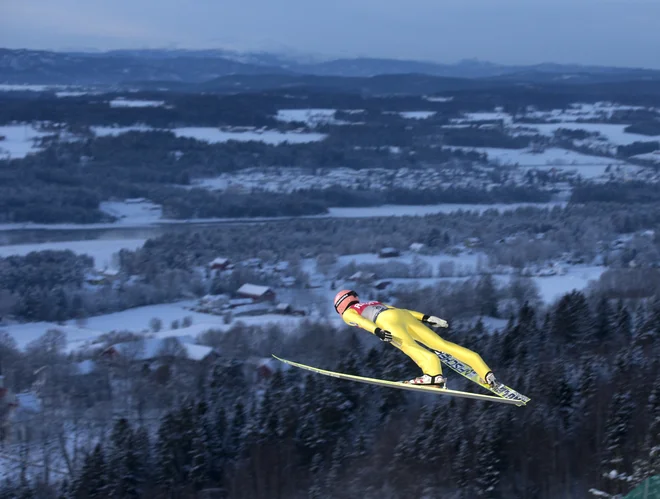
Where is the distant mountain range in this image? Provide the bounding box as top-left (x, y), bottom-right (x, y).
top-left (2, 47), bottom-right (660, 87)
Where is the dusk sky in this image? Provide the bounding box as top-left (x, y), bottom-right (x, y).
top-left (2, 0), bottom-right (659, 68)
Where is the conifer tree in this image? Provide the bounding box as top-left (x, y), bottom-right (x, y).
top-left (324, 437), bottom-right (347, 495)
top-left (601, 391), bottom-right (635, 495)
top-left (551, 291), bottom-right (595, 354)
top-left (106, 417), bottom-right (134, 497)
top-left (455, 439), bottom-right (472, 498)
top-left (226, 400), bottom-right (246, 461)
top-left (307, 453), bottom-right (324, 499)
top-left (72, 444), bottom-right (107, 499)
top-left (190, 401), bottom-right (214, 491)
top-left (208, 406), bottom-right (227, 487)
top-left (594, 296), bottom-right (614, 347)
top-left (155, 411), bottom-right (182, 490)
top-left (613, 300), bottom-right (633, 352)
top-left (475, 422), bottom-right (502, 499)
top-left (118, 431), bottom-right (144, 499)
top-left (476, 273), bottom-right (499, 317)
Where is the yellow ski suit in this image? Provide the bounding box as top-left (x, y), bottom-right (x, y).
top-left (341, 301), bottom-right (492, 380)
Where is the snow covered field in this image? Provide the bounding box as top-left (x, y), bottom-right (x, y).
top-left (99, 199), bottom-right (163, 225)
top-left (0, 238), bottom-right (147, 270)
top-left (525, 265), bottom-right (605, 304)
top-left (0, 124), bottom-right (52, 159)
top-left (3, 300), bottom-right (305, 351)
top-left (449, 146), bottom-right (640, 179)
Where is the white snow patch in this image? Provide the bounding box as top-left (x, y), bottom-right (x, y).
top-left (15, 392), bottom-right (41, 412)
top-left (173, 127), bottom-right (326, 144)
top-left (91, 125), bottom-right (155, 137)
top-left (0, 124), bottom-right (51, 159)
top-left (0, 238), bottom-right (146, 270)
top-left (275, 108), bottom-right (365, 126)
top-left (424, 96), bottom-right (454, 102)
top-left (0, 84), bottom-right (91, 94)
top-left (109, 98), bottom-right (165, 108)
top-left (0, 84), bottom-right (54, 92)
top-left (276, 108), bottom-right (335, 124)
top-left (73, 359), bottom-right (97, 375)
top-left (631, 150), bottom-right (660, 163)
top-left (56, 91), bottom-right (90, 97)
top-left (399, 111), bottom-right (436, 119)
top-left (99, 199), bottom-right (163, 225)
top-left (457, 111), bottom-right (514, 125)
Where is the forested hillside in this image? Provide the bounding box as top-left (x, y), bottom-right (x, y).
top-left (1, 289), bottom-right (657, 498)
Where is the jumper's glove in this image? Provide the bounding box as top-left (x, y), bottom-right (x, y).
top-left (423, 315), bottom-right (449, 328)
top-left (374, 328), bottom-right (393, 343)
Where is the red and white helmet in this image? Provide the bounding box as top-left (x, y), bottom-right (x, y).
top-left (334, 289), bottom-right (359, 315)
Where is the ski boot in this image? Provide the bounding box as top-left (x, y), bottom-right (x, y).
top-left (482, 371), bottom-right (500, 389)
top-left (403, 374), bottom-right (447, 389)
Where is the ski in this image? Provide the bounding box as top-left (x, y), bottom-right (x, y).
top-left (272, 355), bottom-right (526, 407)
top-left (432, 350), bottom-right (531, 405)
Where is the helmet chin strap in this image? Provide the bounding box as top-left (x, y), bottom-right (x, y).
top-left (343, 299), bottom-right (359, 311)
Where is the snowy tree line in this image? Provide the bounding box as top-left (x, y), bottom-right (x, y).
top-left (0, 250), bottom-right (204, 323)
top-left (3, 79), bottom-right (660, 223)
top-left (122, 201), bottom-right (660, 276)
top-left (5, 199), bottom-right (660, 322)
top-left (0, 128), bottom-right (549, 223)
top-left (1, 283), bottom-right (658, 498)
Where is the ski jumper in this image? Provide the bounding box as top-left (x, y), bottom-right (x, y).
top-left (341, 301), bottom-right (492, 380)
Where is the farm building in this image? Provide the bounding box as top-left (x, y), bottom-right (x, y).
top-left (236, 284), bottom-right (276, 302)
top-left (209, 257), bottom-right (232, 271)
top-left (378, 247), bottom-right (401, 258)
